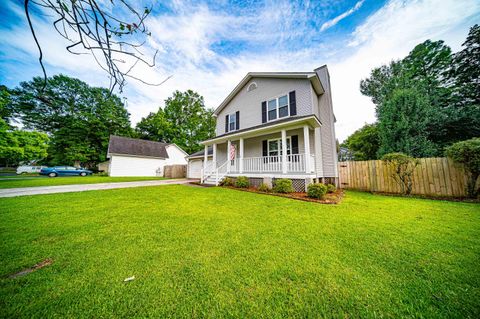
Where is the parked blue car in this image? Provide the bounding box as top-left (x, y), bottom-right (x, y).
top-left (40, 166), bottom-right (93, 177)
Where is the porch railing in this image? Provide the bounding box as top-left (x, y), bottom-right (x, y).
top-left (229, 153), bottom-right (314, 173)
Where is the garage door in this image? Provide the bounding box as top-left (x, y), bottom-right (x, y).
top-left (188, 159), bottom-right (212, 179)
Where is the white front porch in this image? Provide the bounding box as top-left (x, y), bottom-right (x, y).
top-left (201, 118), bottom-right (320, 185)
top-left (226, 153), bottom-right (315, 174)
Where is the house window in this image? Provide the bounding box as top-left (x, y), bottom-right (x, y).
top-left (268, 99), bottom-right (277, 121)
top-left (268, 137), bottom-right (291, 157)
top-left (228, 113), bottom-right (237, 132)
top-left (267, 94), bottom-right (289, 122)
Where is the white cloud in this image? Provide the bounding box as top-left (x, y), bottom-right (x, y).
top-left (320, 0), bottom-right (365, 32)
top-left (2, 0), bottom-right (479, 142)
top-left (329, 0), bottom-right (480, 141)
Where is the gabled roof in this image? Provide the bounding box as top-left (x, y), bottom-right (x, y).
top-left (214, 71), bottom-right (325, 115)
top-left (187, 146), bottom-right (213, 159)
top-left (107, 135), bottom-right (169, 159)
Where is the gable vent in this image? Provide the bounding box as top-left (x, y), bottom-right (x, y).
top-left (247, 82), bottom-right (257, 92)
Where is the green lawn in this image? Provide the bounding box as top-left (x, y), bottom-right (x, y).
top-left (0, 187), bottom-right (479, 318)
top-left (0, 176), bottom-right (168, 189)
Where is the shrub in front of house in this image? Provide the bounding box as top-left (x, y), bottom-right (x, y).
top-left (327, 183), bottom-right (336, 193)
top-left (235, 176), bottom-right (249, 188)
top-left (258, 183), bottom-right (271, 192)
top-left (445, 137), bottom-right (480, 198)
top-left (307, 183), bottom-right (328, 199)
top-left (273, 179), bottom-right (294, 193)
top-left (220, 177), bottom-right (234, 186)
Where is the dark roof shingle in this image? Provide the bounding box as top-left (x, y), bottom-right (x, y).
top-left (187, 146), bottom-right (213, 158)
top-left (108, 135), bottom-right (169, 158)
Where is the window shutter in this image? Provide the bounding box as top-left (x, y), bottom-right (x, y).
top-left (262, 140), bottom-right (268, 156)
top-left (291, 135), bottom-right (299, 154)
top-left (289, 91), bottom-right (297, 116)
top-left (235, 111), bottom-right (240, 130)
top-left (225, 114), bottom-right (229, 133)
top-left (261, 101), bottom-right (267, 123)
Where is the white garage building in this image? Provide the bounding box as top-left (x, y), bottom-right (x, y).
top-left (107, 135), bottom-right (188, 177)
top-left (186, 146), bottom-right (213, 179)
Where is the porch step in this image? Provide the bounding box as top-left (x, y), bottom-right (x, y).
top-left (202, 175), bottom-right (226, 185)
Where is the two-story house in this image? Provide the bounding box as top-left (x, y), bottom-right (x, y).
top-left (187, 65), bottom-right (338, 192)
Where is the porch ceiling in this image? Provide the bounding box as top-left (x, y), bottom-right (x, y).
top-left (202, 115), bottom-right (321, 145)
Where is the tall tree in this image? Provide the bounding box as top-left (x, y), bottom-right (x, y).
top-left (11, 75), bottom-right (132, 167)
top-left (136, 90), bottom-right (215, 154)
top-left (360, 60), bottom-right (406, 114)
top-left (377, 88), bottom-right (436, 157)
top-left (360, 30), bottom-right (479, 157)
top-left (0, 85), bottom-right (14, 125)
top-left (341, 123), bottom-right (380, 161)
top-left (443, 24), bottom-right (480, 145)
top-left (0, 120), bottom-right (49, 166)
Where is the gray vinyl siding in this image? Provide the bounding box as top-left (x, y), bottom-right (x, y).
top-left (212, 68), bottom-right (337, 178)
top-left (311, 83), bottom-right (320, 118)
top-left (315, 67), bottom-right (338, 177)
top-left (216, 78), bottom-right (314, 135)
top-left (314, 127), bottom-right (324, 177)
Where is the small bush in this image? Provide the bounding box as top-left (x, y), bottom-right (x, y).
top-left (382, 152), bottom-right (419, 195)
top-left (273, 179), bottom-right (294, 193)
top-left (327, 183), bottom-right (336, 193)
top-left (445, 138), bottom-right (480, 198)
top-left (235, 176), bottom-right (249, 188)
top-left (257, 183), bottom-right (271, 192)
top-left (220, 177), bottom-right (234, 186)
top-left (307, 183), bottom-right (328, 199)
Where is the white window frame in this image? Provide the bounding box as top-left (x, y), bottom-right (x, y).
top-left (267, 137), bottom-right (292, 157)
top-left (227, 112), bottom-right (237, 132)
top-left (266, 93), bottom-right (290, 122)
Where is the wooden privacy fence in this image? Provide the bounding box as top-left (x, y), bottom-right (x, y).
top-left (164, 165), bottom-right (186, 178)
top-left (338, 157), bottom-right (471, 197)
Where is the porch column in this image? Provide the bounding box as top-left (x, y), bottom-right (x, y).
top-left (303, 125), bottom-right (311, 173)
top-left (227, 140), bottom-right (231, 173)
top-left (281, 129), bottom-right (287, 174)
top-left (212, 143), bottom-right (217, 168)
top-left (239, 138), bottom-right (244, 173)
top-left (203, 144), bottom-right (208, 172)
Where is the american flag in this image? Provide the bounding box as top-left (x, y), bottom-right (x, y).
top-left (229, 143), bottom-right (236, 160)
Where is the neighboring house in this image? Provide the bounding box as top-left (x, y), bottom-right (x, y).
top-left (107, 135), bottom-right (188, 177)
top-left (338, 146), bottom-right (354, 162)
top-left (189, 65), bottom-right (338, 191)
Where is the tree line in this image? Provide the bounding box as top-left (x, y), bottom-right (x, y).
top-left (0, 76), bottom-right (215, 168)
top-left (342, 24), bottom-right (479, 161)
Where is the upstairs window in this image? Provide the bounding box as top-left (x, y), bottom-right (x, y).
top-left (278, 95), bottom-right (288, 117)
top-left (228, 113), bottom-right (237, 132)
top-left (267, 94), bottom-right (289, 122)
top-left (268, 99), bottom-right (277, 121)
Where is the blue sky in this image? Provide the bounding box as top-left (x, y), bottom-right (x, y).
top-left (1, 0), bottom-right (479, 140)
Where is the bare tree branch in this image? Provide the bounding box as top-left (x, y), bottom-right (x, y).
top-left (25, 0), bottom-right (169, 93)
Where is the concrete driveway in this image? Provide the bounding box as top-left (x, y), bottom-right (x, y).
top-left (0, 179), bottom-right (198, 198)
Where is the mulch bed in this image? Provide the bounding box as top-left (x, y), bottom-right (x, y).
top-left (223, 186), bottom-right (344, 204)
